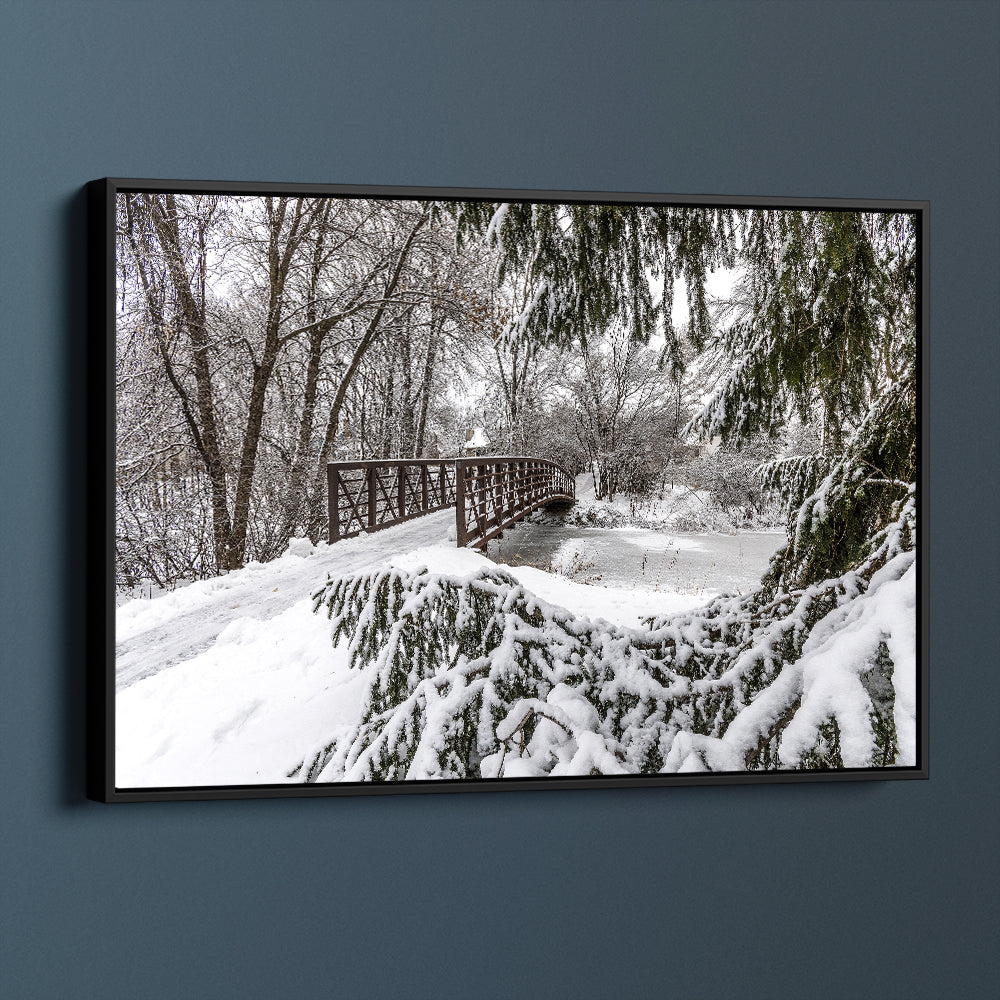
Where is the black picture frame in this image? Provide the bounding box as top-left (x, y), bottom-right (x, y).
top-left (88, 177), bottom-right (928, 802)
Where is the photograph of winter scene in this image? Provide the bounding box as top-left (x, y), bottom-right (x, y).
top-left (107, 184), bottom-right (922, 793)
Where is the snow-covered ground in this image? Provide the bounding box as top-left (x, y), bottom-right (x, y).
top-left (115, 489), bottom-right (789, 787)
top-left (116, 509), bottom-right (456, 691)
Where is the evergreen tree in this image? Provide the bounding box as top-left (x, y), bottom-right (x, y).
top-left (688, 210), bottom-right (917, 589)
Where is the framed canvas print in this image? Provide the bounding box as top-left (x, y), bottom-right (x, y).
top-left (88, 178), bottom-right (928, 801)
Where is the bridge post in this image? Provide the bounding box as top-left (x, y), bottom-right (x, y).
top-left (397, 465), bottom-right (406, 520)
top-left (367, 466), bottom-right (376, 531)
top-left (421, 464), bottom-right (429, 511)
top-left (455, 460), bottom-right (467, 546)
top-left (328, 464), bottom-right (340, 542)
top-left (476, 462), bottom-right (487, 536)
top-left (493, 461), bottom-right (502, 530)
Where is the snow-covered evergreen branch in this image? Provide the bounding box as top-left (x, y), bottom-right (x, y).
top-left (297, 488), bottom-right (915, 782)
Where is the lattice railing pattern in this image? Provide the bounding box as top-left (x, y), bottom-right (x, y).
top-left (327, 460), bottom-right (457, 542)
top-left (455, 457), bottom-right (575, 549)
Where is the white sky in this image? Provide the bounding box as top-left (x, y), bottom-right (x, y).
top-left (669, 267), bottom-right (741, 330)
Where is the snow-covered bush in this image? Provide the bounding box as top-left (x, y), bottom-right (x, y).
top-left (565, 488), bottom-right (778, 534)
top-left (564, 500), bottom-right (630, 529)
top-left (686, 434), bottom-right (780, 524)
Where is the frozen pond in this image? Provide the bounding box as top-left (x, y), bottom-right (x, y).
top-left (485, 516), bottom-right (785, 599)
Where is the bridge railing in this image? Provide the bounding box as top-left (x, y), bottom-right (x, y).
top-left (455, 457), bottom-right (575, 549)
top-left (326, 459), bottom-right (457, 542)
top-left (327, 455), bottom-right (575, 547)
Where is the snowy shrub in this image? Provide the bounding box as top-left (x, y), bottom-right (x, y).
top-left (687, 435), bottom-right (778, 521)
top-left (298, 492), bottom-right (915, 782)
top-left (565, 500), bottom-right (629, 529)
top-left (565, 491), bottom-right (776, 534)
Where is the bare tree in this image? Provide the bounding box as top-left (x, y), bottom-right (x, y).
top-left (568, 326), bottom-right (681, 499)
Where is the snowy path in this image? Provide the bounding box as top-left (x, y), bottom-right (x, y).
top-left (575, 470), bottom-right (596, 499)
top-left (115, 509), bottom-right (455, 691)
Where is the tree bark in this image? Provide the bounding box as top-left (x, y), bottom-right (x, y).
top-left (414, 313), bottom-right (441, 457)
top-left (227, 197), bottom-right (312, 568)
top-left (141, 194), bottom-right (235, 574)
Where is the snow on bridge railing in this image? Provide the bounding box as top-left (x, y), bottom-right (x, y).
top-left (327, 456), bottom-right (575, 548)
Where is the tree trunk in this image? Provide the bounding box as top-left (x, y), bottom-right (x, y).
top-left (282, 202), bottom-right (333, 538)
top-left (414, 316), bottom-right (440, 456)
top-left (141, 194), bottom-right (235, 574)
top-left (226, 196), bottom-right (312, 568)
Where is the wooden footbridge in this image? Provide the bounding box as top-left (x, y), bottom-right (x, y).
top-left (327, 457), bottom-right (576, 549)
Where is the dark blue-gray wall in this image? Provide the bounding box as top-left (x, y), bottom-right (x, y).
top-left (2, 2), bottom-right (997, 997)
